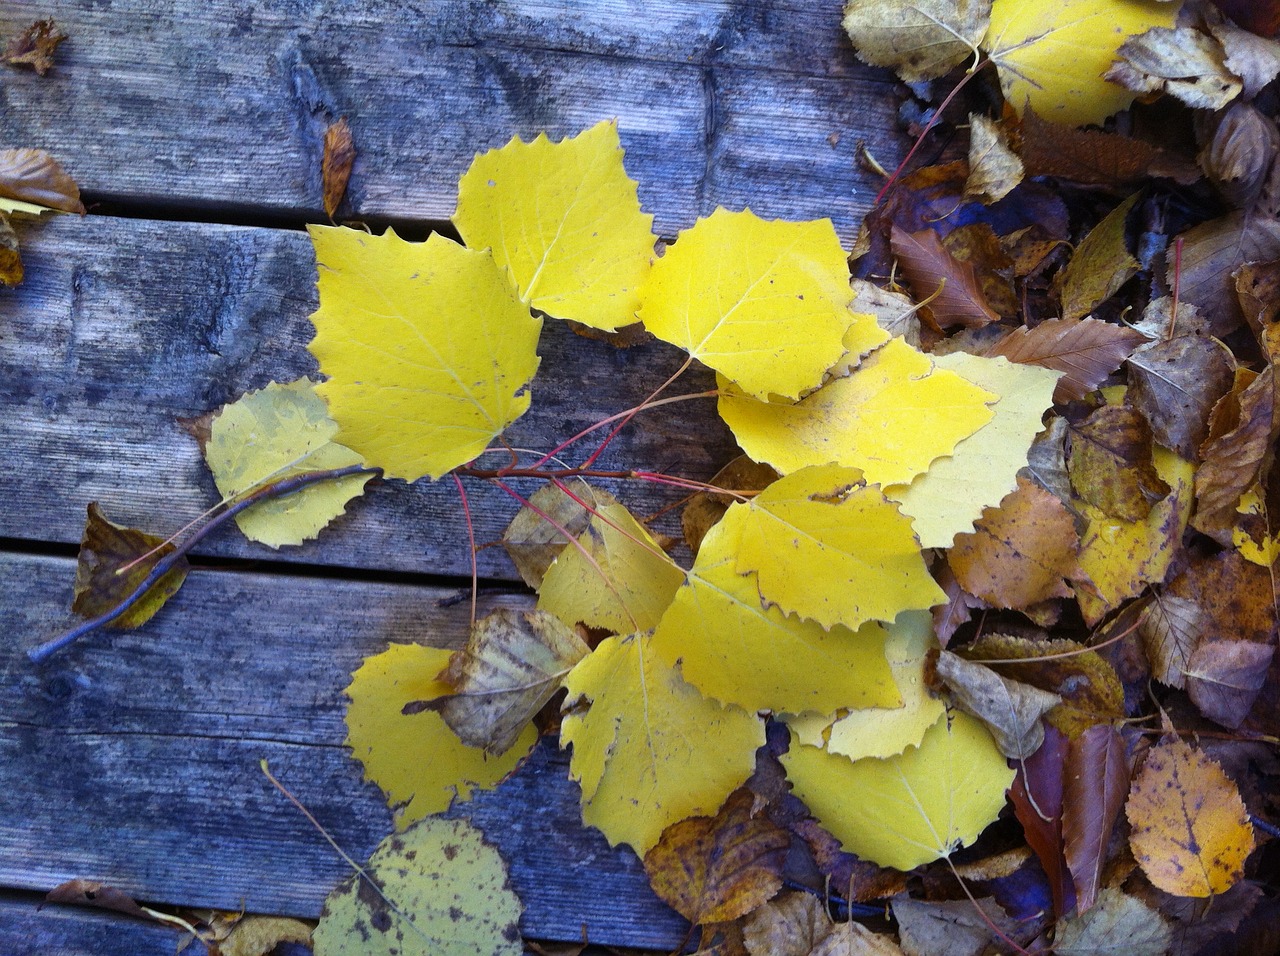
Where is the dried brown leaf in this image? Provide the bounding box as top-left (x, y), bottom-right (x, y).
top-left (322, 116), bottom-right (356, 219)
top-left (891, 897), bottom-right (1021, 956)
top-left (935, 651), bottom-right (1061, 758)
top-left (44, 880), bottom-right (153, 920)
top-left (741, 891), bottom-right (831, 956)
top-left (1130, 295), bottom-right (1215, 340)
top-left (0, 213), bottom-right (21, 286)
top-left (1053, 888), bottom-right (1172, 956)
top-left (0, 148), bottom-right (84, 214)
top-left (890, 223), bottom-right (1000, 331)
top-left (219, 915), bottom-right (314, 956)
top-left (1168, 548), bottom-right (1278, 647)
top-left (1209, 12), bottom-right (1280, 97)
top-left (501, 480), bottom-right (612, 588)
top-left (4, 19), bottom-right (67, 76)
top-left (1171, 212), bottom-right (1280, 337)
top-left (1127, 335), bottom-right (1236, 459)
top-left (1139, 594), bottom-right (1204, 688)
top-left (986, 317), bottom-right (1146, 403)
top-left (1185, 640), bottom-right (1275, 729)
top-left (72, 503), bottom-right (189, 629)
top-left (1068, 404), bottom-right (1170, 521)
top-left (643, 788), bottom-right (790, 926)
top-left (1019, 108), bottom-right (1199, 187)
top-left (851, 279), bottom-right (921, 347)
top-left (682, 456), bottom-right (778, 557)
top-left (932, 561), bottom-right (986, 648)
top-left (1234, 258), bottom-right (1280, 355)
top-left (1009, 724), bottom-right (1075, 917)
top-left (1060, 194), bottom-right (1141, 322)
top-left (1199, 102), bottom-right (1279, 207)
top-left (965, 113), bottom-right (1023, 203)
top-left (1194, 367), bottom-right (1279, 536)
top-left (1063, 724), bottom-right (1130, 913)
top-left (1106, 26), bottom-right (1242, 110)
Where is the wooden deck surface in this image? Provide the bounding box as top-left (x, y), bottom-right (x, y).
top-left (0, 2), bottom-right (906, 951)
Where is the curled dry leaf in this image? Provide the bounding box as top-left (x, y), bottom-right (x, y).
top-left (1208, 11), bottom-right (1280, 98)
top-left (44, 879), bottom-right (154, 920)
top-left (642, 788), bottom-right (790, 926)
top-left (4, 19), bottom-right (67, 76)
top-left (1009, 724), bottom-right (1075, 918)
top-left (1194, 367), bottom-right (1279, 537)
top-left (1067, 404), bottom-right (1170, 522)
top-left (321, 116), bottom-right (356, 219)
top-left (935, 650), bottom-right (1061, 759)
top-left (986, 317), bottom-right (1146, 403)
top-left (1106, 26), bottom-right (1242, 111)
top-left (1199, 102), bottom-right (1279, 207)
top-left (890, 223), bottom-right (1000, 330)
top-left (841, 0), bottom-right (990, 83)
top-left (1062, 724), bottom-right (1130, 913)
top-left (681, 455), bottom-right (778, 557)
top-left (1058, 193), bottom-right (1140, 323)
top-left (743, 891), bottom-right (904, 956)
top-left (72, 502), bottom-right (190, 629)
top-left (1126, 334), bottom-right (1236, 459)
top-left (502, 480), bottom-right (609, 589)
top-left (431, 608), bottom-right (589, 755)
top-left (0, 148), bottom-right (84, 213)
top-left (851, 278), bottom-right (921, 346)
top-left (219, 915), bottom-right (314, 956)
top-left (1185, 640), bottom-right (1275, 729)
top-left (965, 113), bottom-right (1023, 203)
top-left (1126, 735), bottom-right (1254, 897)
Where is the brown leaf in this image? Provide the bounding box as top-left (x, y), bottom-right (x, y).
top-left (942, 223), bottom-right (1018, 319)
top-left (643, 788), bottom-right (790, 926)
top-left (890, 223), bottom-right (1000, 331)
top-left (4, 19), bottom-right (67, 76)
top-left (1185, 640), bottom-right (1275, 729)
top-left (1127, 335), bottom-right (1236, 459)
top-left (1139, 594), bottom-right (1204, 688)
top-left (935, 651), bottom-right (1061, 758)
top-left (1194, 367), bottom-right (1279, 536)
top-left (1234, 259), bottom-right (1280, 356)
top-left (0, 213), bottom-right (22, 286)
top-left (743, 891), bottom-right (904, 956)
top-left (1171, 212), bottom-right (1280, 337)
top-left (786, 815), bottom-right (908, 904)
top-left (965, 113), bottom-right (1023, 204)
top-left (219, 915), bottom-right (314, 956)
top-left (931, 561), bottom-right (986, 648)
top-left (322, 117), bottom-right (356, 219)
top-left (1168, 549), bottom-right (1278, 648)
top-left (1063, 724), bottom-right (1130, 913)
top-left (1130, 295), bottom-right (1216, 341)
top-left (1198, 102), bottom-right (1279, 207)
top-left (949, 478), bottom-right (1080, 610)
top-left (851, 279), bottom-right (921, 347)
top-left (682, 456), bottom-right (778, 557)
top-left (891, 897), bottom-right (1022, 956)
top-left (1059, 194), bottom-right (1141, 322)
top-left (1068, 405), bottom-right (1170, 521)
top-left (1053, 887), bottom-right (1172, 956)
top-left (428, 608), bottom-right (588, 755)
top-left (1009, 724), bottom-right (1075, 918)
top-left (1019, 108), bottom-right (1199, 187)
top-left (1106, 26), bottom-right (1242, 110)
top-left (986, 317), bottom-right (1146, 403)
top-left (72, 503), bottom-right (190, 629)
top-left (1126, 735), bottom-right (1254, 897)
top-left (0, 148), bottom-right (84, 214)
top-left (965, 635), bottom-right (1126, 738)
top-left (44, 880), bottom-right (153, 920)
top-left (501, 480), bottom-right (611, 588)
top-left (1209, 11), bottom-right (1280, 97)
top-left (1211, 0), bottom-right (1280, 37)
top-left (1019, 415), bottom-right (1073, 505)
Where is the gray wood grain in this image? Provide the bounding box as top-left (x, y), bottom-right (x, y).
top-left (0, 0), bottom-right (903, 240)
top-left (2, 552), bottom-right (688, 948)
top-left (0, 892), bottom-right (195, 956)
top-left (0, 213), bottom-right (735, 579)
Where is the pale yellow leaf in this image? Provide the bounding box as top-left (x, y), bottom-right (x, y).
top-left (560, 633), bottom-right (764, 853)
top-left (842, 0), bottom-right (991, 83)
top-left (308, 227), bottom-right (541, 481)
top-left (1106, 25), bottom-right (1242, 111)
top-left (639, 208), bottom-right (855, 401)
top-left (205, 379), bottom-right (371, 548)
top-left (454, 121), bottom-right (654, 331)
top-left (719, 337), bottom-right (997, 486)
top-left (965, 113), bottom-right (1024, 203)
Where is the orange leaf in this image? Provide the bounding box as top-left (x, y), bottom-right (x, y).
top-left (890, 223), bottom-right (1000, 330)
top-left (322, 117), bottom-right (356, 219)
top-left (1126, 735), bottom-right (1254, 897)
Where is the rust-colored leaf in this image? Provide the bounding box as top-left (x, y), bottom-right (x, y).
top-left (949, 478), bottom-right (1080, 610)
top-left (72, 503), bottom-right (190, 629)
top-left (1167, 547), bottom-right (1278, 649)
top-left (986, 317), bottom-right (1146, 403)
top-left (890, 223), bottom-right (1000, 331)
top-left (1068, 404), bottom-right (1170, 522)
top-left (643, 788), bottom-right (789, 927)
top-left (932, 561), bottom-right (986, 648)
top-left (1194, 367), bottom-right (1279, 537)
top-left (1126, 735), bottom-right (1254, 897)
top-left (1172, 212), bottom-right (1280, 337)
top-left (322, 116), bottom-right (356, 219)
top-left (0, 148), bottom-right (84, 213)
top-left (0, 213), bottom-right (22, 286)
top-left (1063, 724), bottom-right (1130, 913)
top-left (682, 456), bottom-right (778, 557)
top-left (1185, 640), bottom-right (1275, 729)
top-left (1127, 335), bottom-right (1236, 460)
top-left (4, 19), bottom-right (67, 76)
top-left (1019, 108), bottom-right (1199, 187)
top-left (1008, 724), bottom-right (1074, 918)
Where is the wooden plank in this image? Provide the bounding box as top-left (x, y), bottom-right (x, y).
top-left (0, 213), bottom-right (735, 579)
top-left (0, 892), bottom-right (200, 956)
top-left (2, 552), bottom-right (688, 948)
top-left (0, 1), bottom-right (903, 240)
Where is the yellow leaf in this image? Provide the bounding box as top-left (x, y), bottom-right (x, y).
top-left (1060, 193), bottom-right (1142, 322)
top-left (782, 711), bottom-right (1015, 871)
top-left (652, 531), bottom-right (900, 714)
top-left (639, 208), bottom-right (854, 401)
top-left (454, 121), bottom-right (655, 331)
top-left (719, 338), bottom-right (996, 485)
top-left (986, 0), bottom-right (1182, 126)
top-left (314, 818), bottom-right (521, 956)
top-left (1126, 735), bottom-right (1253, 897)
top-left (344, 643), bottom-right (537, 829)
top-left (1075, 446), bottom-right (1194, 625)
top-left (842, 0), bottom-right (990, 84)
top-left (731, 464), bottom-right (945, 632)
top-left (205, 379), bottom-right (372, 548)
top-left (886, 353), bottom-right (1059, 548)
top-left (538, 498), bottom-right (685, 633)
top-left (1234, 487), bottom-right (1280, 566)
top-left (786, 611), bottom-right (946, 762)
top-left (561, 633), bottom-right (765, 854)
top-left (308, 227), bottom-right (542, 481)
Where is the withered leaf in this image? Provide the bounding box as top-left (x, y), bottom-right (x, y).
top-left (744, 890), bottom-right (904, 956)
top-left (949, 478), bottom-right (1080, 610)
top-left (0, 148), bottom-right (84, 214)
top-left (1130, 295), bottom-right (1215, 341)
top-left (1167, 549), bottom-right (1277, 648)
top-left (1059, 193), bottom-right (1140, 322)
top-left (501, 480), bottom-right (612, 588)
top-left (840, 0), bottom-right (989, 84)
top-left (932, 561), bottom-right (986, 647)
top-left (681, 456), bottom-right (778, 557)
top-left (965, 634), bottom-right (1125, 738)
top-left (430, 608), bottom-right (588, 755)
top-left (219, 915), bottom-right (315, 956)
top-left (1019, 415), bottom-right (1072, 506)
top-left (1234, 259), bottom-right (1280, 355)
top-left (1019, 108), bottom-right (1198, 187)
top-left (1062, 724), bottom-right (1129, 913)
top-left (1194, 367), bottom-right (1279, 536)
top-left (44, 880), bottom-right (152, 920)
top-left (4, 19), bottom-right (67, 76)
top-left (890, 223), bottom-right (1000, 331)
top-left (891, 897), bottom-right (1023, 956)
top-left (966, 113), bottom-right (1023, 204)
top-left (322, 116), bottom-right (356, 219)
top-left (1199, 102), bottom-right (1279, 207)
top-left (942, 223), bottom-right (1018, 319)
top-left (1127, 335), bottom-right (1236, 459)
top-left (1171, 212), bottom-right (1280, 337)
top-left (1068, 404), bottom-right (1170, 521)
top-left (1209, 12), bottom-right (1280, 98)
top-left (1185, 640), bottom-right (1275, 729)
top-left (851, 278), bottom-right (921, 347)
top-left (935, 651), bottom-right (1061, 758)
top-left (1009, 724), bottom-right (1075, 918)
top-left (643, 788), bottom-right (789, 926)
top-left (986, 317), bottom-right (1146, 403)
top-left (1053, 888), bottom-right (1171, 956)
top-left (1106, 26), bottom-right (1242, 110)
top-left (0, 213), bottom-right (21, 286)
top-left (72, 503), bottom-right (190, 629)
top-left (1139, 594), bottom-right (1204, 689)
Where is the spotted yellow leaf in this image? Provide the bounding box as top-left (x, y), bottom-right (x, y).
top-left (454, 121), bottom-right (654, 331)
top-left (639, 208), bottom-right (855, 401)
top-left (308, 227), bottom-right (541, 481)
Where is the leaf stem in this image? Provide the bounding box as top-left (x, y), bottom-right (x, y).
top-left (29, 464), bottom-right (379, 663)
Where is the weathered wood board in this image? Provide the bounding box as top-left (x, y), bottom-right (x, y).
top-left (3, 552), bottom-right (688, 947)
top-left (0, 1), bottom-right (903, 240)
